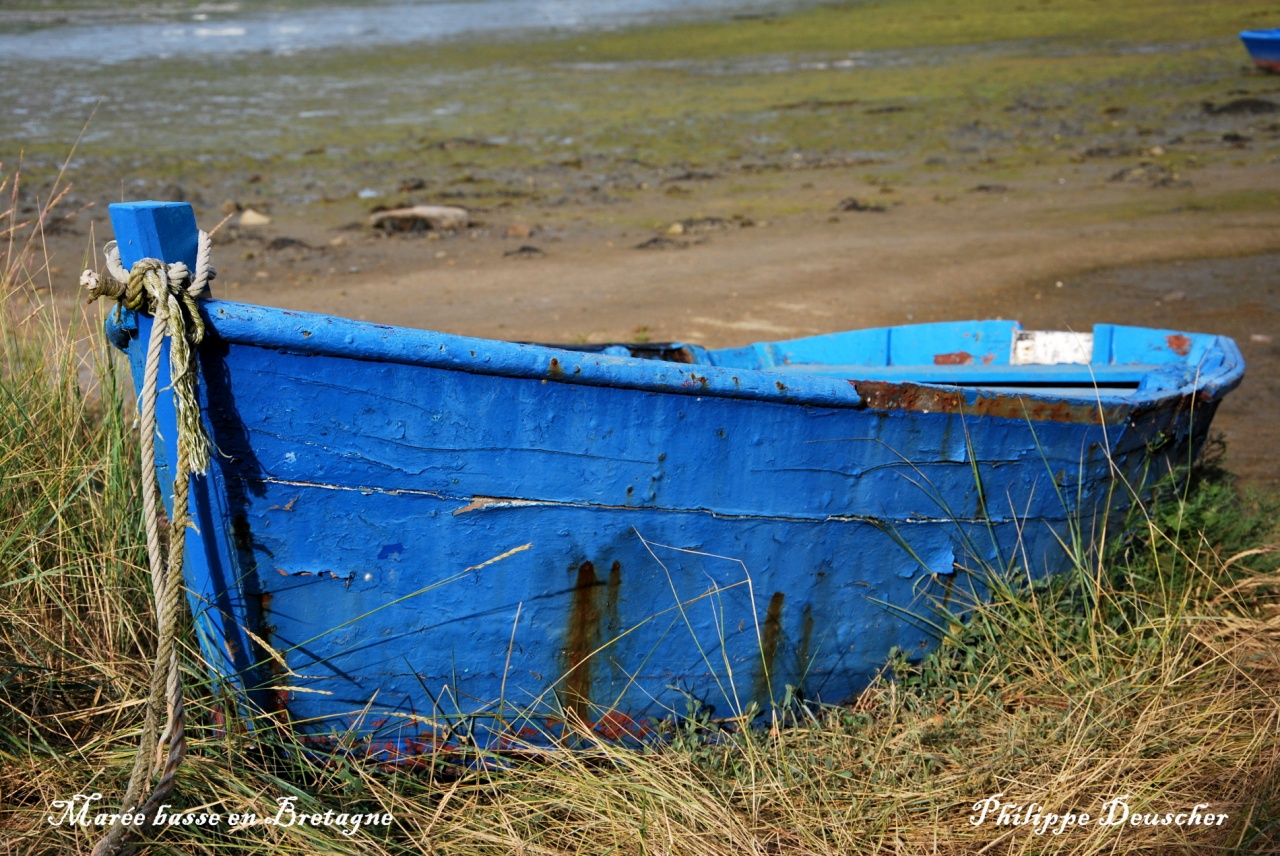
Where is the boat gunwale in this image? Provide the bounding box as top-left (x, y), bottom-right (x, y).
top-left (109, 299), bottom-right (1244, 422)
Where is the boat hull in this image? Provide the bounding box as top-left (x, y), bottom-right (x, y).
top-left (1241, 29), bottom-right (1280, 72)
top-left (108, 300), bottom-right (1237, 754)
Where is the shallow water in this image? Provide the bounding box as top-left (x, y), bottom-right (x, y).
top-left (2, 0), bottom-right (849, 172)
top-left (0, 0), bottom-right (809, 66)
top-left (1, 32), bottom-right (1023, 172)
top-left (2, 0), bottom-right (1224, 180)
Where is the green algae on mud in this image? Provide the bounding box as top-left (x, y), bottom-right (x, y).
top-left (7, 0), bottom-right (1279, 221)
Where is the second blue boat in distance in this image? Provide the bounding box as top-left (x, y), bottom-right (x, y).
top-left (104, 201), bottom-right (1244, 757)
top-left (1241, 28), bottom-right (1280, 72)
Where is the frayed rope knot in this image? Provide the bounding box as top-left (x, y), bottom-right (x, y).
top-left (81, 228), bottom-right (216, 856)
top-left (81, 235), bottom-right (215, 475)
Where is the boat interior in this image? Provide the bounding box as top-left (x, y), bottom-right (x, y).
top-left (537, 320), bottom-right (1216, 400)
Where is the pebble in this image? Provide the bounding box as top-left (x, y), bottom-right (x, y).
top-left (265, 237), bottom-right (309, 252)
top-left (835, 197), bottom-right (886, 213)
top-left (1202, 97), bottom-right (1277, 116)
top-left (240, 209), bottom-right (272, 227)
top-left (635, 236), bottom-right (687, 251)
top-left (1109, 163), bottom-right (1189, 188)
top-left (370, 205), bottom-right (469, 232)
top-left (504, 245), bottom-right (546, 259)
top-left (670, 216), bottom-right (750, 234)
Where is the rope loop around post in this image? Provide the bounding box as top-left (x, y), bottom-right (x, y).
top-left (83, 233), bottom-right (215, 474)
top-left (81, 227), bottom-right (215, 856)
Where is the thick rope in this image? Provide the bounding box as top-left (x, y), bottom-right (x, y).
top-left (81, 233), bottom-right (214, 856)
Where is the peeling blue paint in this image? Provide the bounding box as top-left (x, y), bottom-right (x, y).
top-left (377, 543), bottom-right (405, 560)
top-left (106, 201), bottom-right (1244, 755)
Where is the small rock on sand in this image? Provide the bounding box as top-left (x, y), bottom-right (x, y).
top-left (1109, 163), bottom-right (1189, 188)
top-left (669, 216), bottom-right (752, 235)
top-left (663, 170), bottom-right (718, 182)
top-left (504, 245), bottom-right (546, 259)
top-left (239, 208), bottom-right (272, 227)
top-left (835, 197), bottom-right (887, 213)
top-left (1202, 98), bottom-right (1277, 116)
top-left (505, 223), bottom-right (534, 239)
top-left (266, 237), bottom-right (311, 252)
top-left (635, 236), bottom-right (688, 251)
top-left (369, 205), bottom-right (469, 233)
top-left (1081, 145), bottom-right (1139, 159)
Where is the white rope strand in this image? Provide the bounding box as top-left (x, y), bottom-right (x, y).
top-left (84, 230), bottom-right (214, 856)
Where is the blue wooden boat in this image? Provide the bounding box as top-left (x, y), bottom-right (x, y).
top-left (104, 202), bottom-right (1242, 755)
top-left (1241, 29), bottom-right (1280, 72)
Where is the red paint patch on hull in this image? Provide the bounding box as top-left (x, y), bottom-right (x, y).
top-left (1166, 334), bottom-right (1192, 356)
top-left (594, 711), bottom-right (651, 740)
top-left (933, 351), bottom-right (974, 366)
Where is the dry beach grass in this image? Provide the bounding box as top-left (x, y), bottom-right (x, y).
top-left (2, 165), bottom-right (1280, 854)
top-left (4, 0), bottom-right (1280, 850)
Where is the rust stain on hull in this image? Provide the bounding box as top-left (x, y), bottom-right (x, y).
top-left (753, 591), bottom-right (786, 704)
top-left (854, 379), bottom-right (1128, 424)
top-left (605, 561), bottom-right (622, 634)
top-left (939, 574), bottom-right (956, 610)
top-left (933, 351), bottom-right (974, 366)
top-left (795, 603), bottom-right (814, 681)
top-left (562, 560), bottom-right (603, 722)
